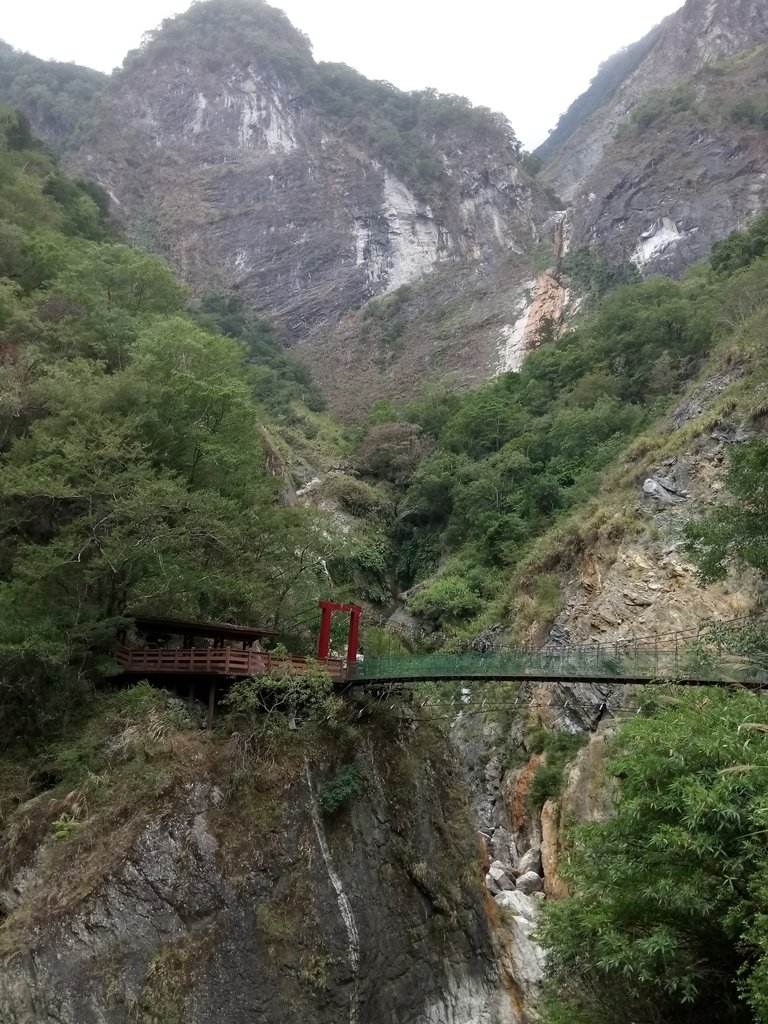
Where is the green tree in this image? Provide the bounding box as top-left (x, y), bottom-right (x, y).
top-left (539, 689), bottom-right (768, 1024)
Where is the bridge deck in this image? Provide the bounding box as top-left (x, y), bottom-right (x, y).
top-left (349, 650), bottom-right (766, 689)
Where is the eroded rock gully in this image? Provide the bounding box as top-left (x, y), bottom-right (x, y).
top-left (451, 703), bottom-right (619, 1020)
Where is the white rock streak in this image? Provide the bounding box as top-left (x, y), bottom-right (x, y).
top-left (306, 764), bottom-right (360, 1024)
top-left (220, 76), bottom-right (297, 153)
top-left (382, 173), bottom-right (441, 293)
top-left (497, 282), bottom-right (535, 374)
top-left (419, 972), bottom-right (515, 1024)
top-left (632, 217), bottom-right (684, 266)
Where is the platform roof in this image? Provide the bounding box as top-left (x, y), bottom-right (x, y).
top-left (132, 615), bottom-right (278, 642)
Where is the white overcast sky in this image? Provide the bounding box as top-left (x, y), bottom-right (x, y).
top-left (2, 0), bottom-right (685, 147)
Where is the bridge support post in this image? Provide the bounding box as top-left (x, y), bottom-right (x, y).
top-left (346, 606), bottom-right (361, 666)
top-left (317, 601), bottom-right (364, 668)
top-left (318, 602), bottom-right (334, 661)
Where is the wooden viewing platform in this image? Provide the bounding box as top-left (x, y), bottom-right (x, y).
top-left (114, 645), bottom-right (346, 682)
top-left (115, 606), bottom-right (363, 727)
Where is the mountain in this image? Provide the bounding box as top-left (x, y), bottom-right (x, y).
top-left (0, 41), bottom-right (106, 150)
top-left (542, 0), bottom-right (768, 196)
top-left (59, 1), bottom-right (551, 336)
top-left (0, 2), bottom-right (560, 416)
top-left (4, 0), bottom-right (767, 417)
top-left (545, 0), bottom-right (768, 275)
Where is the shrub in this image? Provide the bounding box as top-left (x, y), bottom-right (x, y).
top-left (318, 765), bottom-right (363, 815)
top-left (320, 473), bottom-right (393, 518)
top-left (409, 576), bottom-right (483, 625)
top-left (355, 422), bottom-right (434, 485)
top-left (526, 730), bottom-right (587, 810)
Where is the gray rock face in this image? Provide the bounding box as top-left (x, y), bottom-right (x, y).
top-left (569, 123), bottom-right (768, 278)
top-left (0, 742), bottom-right (513, 1024)
top-left (643, 477), bottom-right (686, 503)
top-left (544, 0), bottom-right (768, 200)
top-left (486, 862), bottom-right (516, 894)
top-left (517, 848), bottom-right (543, 877)
top-left (494, 889), bottom-right (538, 922)
top-left (56, 11), bottom-right (548, 349)
top-left (540, 0), bottom-right (768, 279)
top-left (493, 890), bottom-right (546, 993)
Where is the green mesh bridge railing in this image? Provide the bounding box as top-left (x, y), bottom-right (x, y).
top-left (348, 646), bottom-right (767, 689)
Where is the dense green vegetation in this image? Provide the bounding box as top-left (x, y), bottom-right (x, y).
top-left (0, 41), bottom-right (106, 151)
top-left (685, 440), bottom-right (768, 582)
top-left (0, 105), bottom-right (339, 746)
top-left (123, 0), bottom-right (317, 84)
top-left (711, 210), bottom-right (768, 277)
top-left (560, 246), bottom-right (641, 304)
top-left (540, 687), bottom-right (768, 1024)
top-left (315, 63), bottom-right (514, 196)
top-left (191, 293), bottom-right (326, 414)
top-left (353, 278), bottom-right (712, 627)
top-left (344, 206), bottom-right (768, 637)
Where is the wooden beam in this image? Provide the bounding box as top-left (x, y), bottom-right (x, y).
top-left (207, 680), bottom-right (216, 730)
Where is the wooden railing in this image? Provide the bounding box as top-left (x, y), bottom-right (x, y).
top-left (114, 646), bottom-right (346, 682)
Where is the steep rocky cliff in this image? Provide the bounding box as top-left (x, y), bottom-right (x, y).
top-left (543, 0), bottom-right (768, 199)
top-left (54, 0), bottom-right (551, 351)
top-left (543, 0), bottom-right (768, 277)
top-left (0, 702), bottom-right (520, 1024)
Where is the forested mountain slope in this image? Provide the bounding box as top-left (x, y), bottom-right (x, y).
top-left (0, 104), bottom-right (346, 745)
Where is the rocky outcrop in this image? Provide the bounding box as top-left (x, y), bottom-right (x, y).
top-left (543, 0), bottom-right (768, 200)
top-left (453, 712), bottom-right (554, 1015)
top-left (541, 0), bottom-right (768, 277)
top-left (0, 723), bottom-right (516, 1024)
top-left (570, 117), bottom-right (768, 277)
top-left (554, 444), bottom-right (762, 646)
top-left (496, 267), bottom-right (569, 374)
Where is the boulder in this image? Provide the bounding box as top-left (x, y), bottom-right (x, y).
top-left (495, 889), bottom-right (539, 922)
top-left (516, 871), bottom-right (544, 895)
top-left (517, 847), bottom-right (542, 876)
top-left (487, 862), bottom-right (515, 892)
top-left (643, 477), bottom-right (684, 503)
top-left (487, 826), bottom-right (515, 867)
top-left (495, 889), bottom-right (547, 994)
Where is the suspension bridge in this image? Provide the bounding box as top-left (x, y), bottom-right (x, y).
top-left (116, 606), bottom-right (768, 723)
top-left (348, 645), bottom-right (765, 689)
top-left (350, 613), bottom-right (768, 689)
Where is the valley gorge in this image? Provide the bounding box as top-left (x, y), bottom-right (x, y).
top-left (2, 0), bottom-right (768, 1022)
